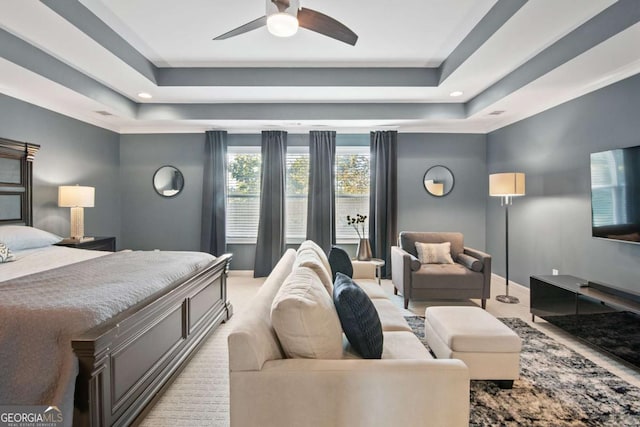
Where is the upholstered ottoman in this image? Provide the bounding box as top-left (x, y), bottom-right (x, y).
top-left (424, 306), bottom-right (522, 388)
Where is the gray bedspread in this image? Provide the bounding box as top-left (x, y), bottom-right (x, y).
top-left (0, 250), bottom-right (215, 418)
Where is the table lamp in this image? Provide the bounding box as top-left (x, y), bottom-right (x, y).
top-left (58, 185), bottom-right (95, 240)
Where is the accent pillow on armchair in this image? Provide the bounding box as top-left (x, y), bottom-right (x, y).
top-left (415, 241), bottom-right (454, 264)
top-left (456, 253), bottom-right (483, 272)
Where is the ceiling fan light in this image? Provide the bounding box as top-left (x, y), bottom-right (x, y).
top-left (267, 13), bottom-right (299, 37)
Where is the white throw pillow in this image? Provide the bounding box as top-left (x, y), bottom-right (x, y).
top-left (0, 225), bottom-right (62, 251)
top-left (294, 248), bottom-right (334, 294)
top-left (271, 266), bottom-right (343, 359)
top-left (415, 241), bottom-right (455, 264)
top-left (0, 242), bottom-right (15, 263)
top-left (297, 240), bottom-right (332, 277)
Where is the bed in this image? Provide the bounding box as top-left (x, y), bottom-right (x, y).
top-left (0, 138), bottom-right (232, 426)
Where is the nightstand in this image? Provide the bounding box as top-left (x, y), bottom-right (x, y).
top-left (56, 236), bottom-right (116, 252)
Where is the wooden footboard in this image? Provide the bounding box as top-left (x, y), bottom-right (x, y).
top-left (72, 253), bottom-right (232, 427)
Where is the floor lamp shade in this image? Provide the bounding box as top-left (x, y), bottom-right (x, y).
top-left (58, 185), bottom-right (95, 240)
top-left (489, 173), bottom-right (525, 197)
top-left (489, 173), bottom-right (525, 304)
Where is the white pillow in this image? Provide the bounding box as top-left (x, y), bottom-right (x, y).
top-left (0, 242), bottom-right (15, 263)
top-left (271, 267), bottom-right (343, 359)
top-left (294, 248), bottom-right (334, 295)
top-left (0, 225), bottom-right (63, 251)
top-left (297, 240), bottom-right (332, 277)
top-left (415, 241), bottom-right (455, 264)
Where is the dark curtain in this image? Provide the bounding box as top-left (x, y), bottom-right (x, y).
top-left (306, 130), bottom-right (336, 253)
top-left (254, 131), bottom-right (287, 277)
top-left (369, 131), bottom-right (398, 278)
top-left (200, 130), bottom-right (227, 256)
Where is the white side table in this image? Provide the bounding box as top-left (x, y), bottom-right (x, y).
top-left (351, 258), bottom-right (385, 285)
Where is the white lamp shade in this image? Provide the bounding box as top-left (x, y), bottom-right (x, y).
top-left (489, 173), bottom-right (525, 197)
top-left (267, 13), bottom-right (299, 37)
top-left (58, 185), bottom-right (95, 207)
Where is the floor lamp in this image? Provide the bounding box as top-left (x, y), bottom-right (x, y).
top-left (489, 172), bottom-right (525, 304)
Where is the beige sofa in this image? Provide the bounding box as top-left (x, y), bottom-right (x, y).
top-left (228, 246), bottom-right (470, 427)
top-left (391, 232), bottom-right (492, 309)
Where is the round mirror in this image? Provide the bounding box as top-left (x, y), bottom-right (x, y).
top-left (153, 165), bottom-right (184, 198)
top-left (423, 165), bottom-right (454, 197)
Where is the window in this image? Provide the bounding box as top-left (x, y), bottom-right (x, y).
top-left (226, 147), bottom-right (261, 243)
top-left (336, 146), bottom-right (370, 242)
top-left (226, 144), bottom-right (369, 245)
top-left (286, 147), bottom-right (310, 242)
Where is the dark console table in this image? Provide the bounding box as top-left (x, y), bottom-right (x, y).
top-left (530, 275), bottom-right (640, 370)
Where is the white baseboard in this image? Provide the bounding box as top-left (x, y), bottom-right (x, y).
top-left (491, 273), bottom-right (528, 290)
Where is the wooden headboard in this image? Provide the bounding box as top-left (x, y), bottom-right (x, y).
top-left (0, 137), bottom-right (40, 226)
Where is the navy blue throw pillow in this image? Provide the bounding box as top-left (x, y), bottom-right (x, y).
top-left (328, 246), bottom-right (353, 281)
top-left (333, 273), bottom-right (383, 359)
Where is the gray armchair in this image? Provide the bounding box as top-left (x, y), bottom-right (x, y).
top-left (391, 232), bottom-right (491, 309)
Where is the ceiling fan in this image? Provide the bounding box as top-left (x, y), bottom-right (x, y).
top-left (213, 0), bottom-right (358, 46)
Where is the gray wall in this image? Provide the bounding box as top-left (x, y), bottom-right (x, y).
top-left (119, 133), bottom-right (206, 251)
top-left (0, 94), bottom-right (121, 243)
top-left (118, 132), bottom-right (489, 270)
top-left (397, 133), bottom-right (487, 250)
top-left (487, 74), bottom-right (640, 291)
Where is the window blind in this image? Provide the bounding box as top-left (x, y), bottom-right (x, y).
top-left (226, 147), bottom-right (261, 243)
top-left (336, 146), bottom-right (370, 242)
top-left (226, 145), bottom-right (370, 244)
top-left (285, 147), bottom-right (309, 242)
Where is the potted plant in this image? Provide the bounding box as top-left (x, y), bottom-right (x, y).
top-left (347, 213), bottom-right (372, 261)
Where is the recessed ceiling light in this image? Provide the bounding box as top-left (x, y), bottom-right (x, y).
top-left (137, 92), bottom-right (152, 99)
top-left (449, 91), bottom-right (464, 97)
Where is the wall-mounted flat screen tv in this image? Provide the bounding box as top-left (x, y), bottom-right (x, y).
top-left (590, 145), bottom-right (640, 244)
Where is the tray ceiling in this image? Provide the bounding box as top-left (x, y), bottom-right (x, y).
top-left (0, 0), bottom-right (638, 134)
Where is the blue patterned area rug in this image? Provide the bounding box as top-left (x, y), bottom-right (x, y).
top-left (406, 316), bottom-right (640, 426)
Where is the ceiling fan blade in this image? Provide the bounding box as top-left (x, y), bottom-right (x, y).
top-left (297, 7), bottom-right (358, 46)
top-left (213, 16), bottom-right (267, 40)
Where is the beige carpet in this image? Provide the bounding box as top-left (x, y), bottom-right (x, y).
top-left (139, 323), bottom-right (231, 426)
top-left (139, 272), bottom-right (261, 427)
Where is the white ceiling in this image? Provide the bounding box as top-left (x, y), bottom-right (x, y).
top-left (1, 0), bottom-right (638, 134)
top-left (81, 0), bottom-right (497, 67)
